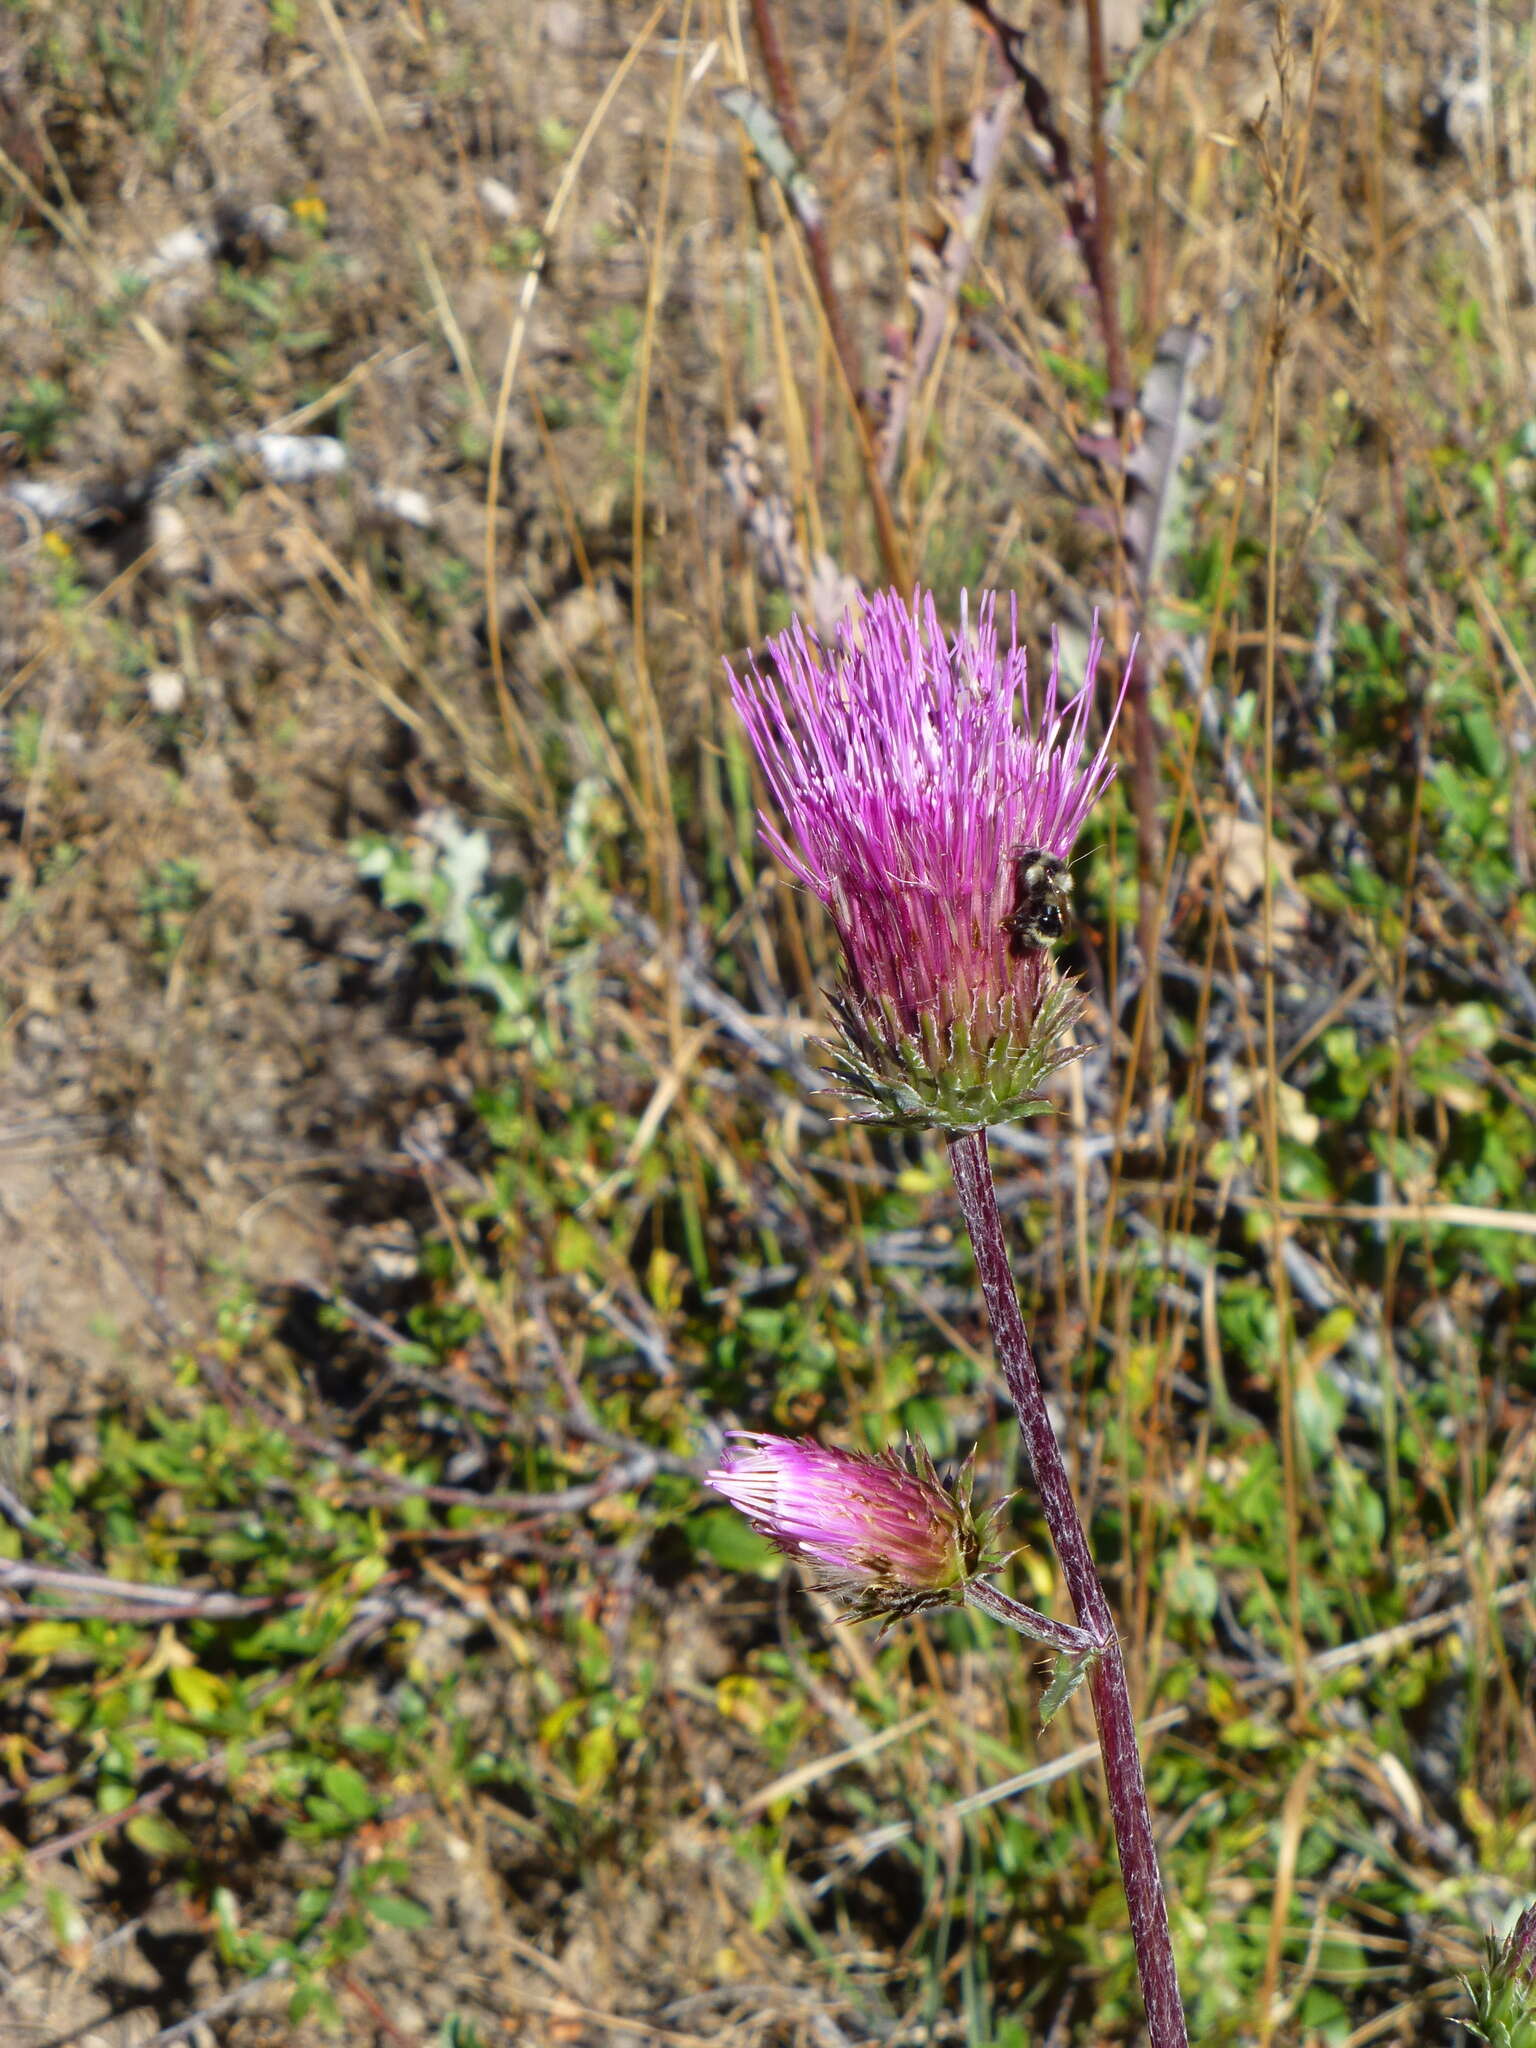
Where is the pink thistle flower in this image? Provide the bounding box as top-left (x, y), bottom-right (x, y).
top-left (706, 1431), bottom-right (993, 1622)
top-left (728, 587), bottom-right (1129, 1129)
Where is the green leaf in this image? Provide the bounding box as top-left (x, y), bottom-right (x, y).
top-left (126, 1811), bottom-right (193, 1857)
top-left (1039, 1649), bottom-right (1098, 1729)
top-left (1294, 1371), bottom-right (1346, 1459)
top-left (1166, 1560), bottom-right (1219, 1622)
top-left (12, 1621), bottom-right (84, 1658)
top-left (554, 1215), bottom-right (600, 1276)
top-left (365, 1892), bottom-right (433, 1930)
top-left (289, 1982), bottom-right (342, 2027)
top-left (688, 1507), bottom-right (781, 1577)
top-left (349, 1552), bottom-right (389, 1595)
top-left (45, 1884), bottom-right (88, 1953)
top-left (575, 1721), bottom-right (617, 1793)
top-left (170, 1665), bottom-right (228, 1719)
top-left (320, 1763), bottom-right (376, 1822)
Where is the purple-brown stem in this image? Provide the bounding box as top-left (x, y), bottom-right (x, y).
top-left (963, 1576), bottom-right (1097, 1656)
top-left (961, 0), bottom-right (1126, 415)
top-left (1081, 0), bottom-right (1130, 421)
top-left (966, 0), bottom-right (1162, 1028)
top-left (947, 1126), bottom-right (1188, 2048)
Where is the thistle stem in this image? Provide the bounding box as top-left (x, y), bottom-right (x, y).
top-left (962, 1578), bottom-right (1097, 1657)
top-left (947, 1126), bottom-right (1188, 2048)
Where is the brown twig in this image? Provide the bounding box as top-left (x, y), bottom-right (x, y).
top-left (962, 0), bottom-right (1130, 412)
top-left (22, 1734), bottom-right (288, 1869)
top-left (0, 1558), bottom-right (281, 1618)
top-left (1080, 0), bottom-right (1131, 418)
top-left (961, 0), bottom-right (1099, 311)
top-left (137, 1961), bottom-right (294, 2048)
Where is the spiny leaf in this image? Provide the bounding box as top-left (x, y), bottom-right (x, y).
top-left (1123, 323), bottom-right (1220, 608)
top-left (1039, 1647), bottom-right (1099, 1729)
top-left (719, 87), bottom-right (821, 233)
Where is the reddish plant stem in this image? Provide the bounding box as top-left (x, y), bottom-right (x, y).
top-left (1081, 0), bottom-right (1130, 419)
top-left (962, 0), bottom-right (1127, 416)
top-left (966, 0), bottom-right (1160, 1022)
top-left (746, 0), bottom-right (909, 595)
top-left (963, 1576), bottom-right (1097, 1656)
top-left (947, 1127), bottom-right (1188, 2048)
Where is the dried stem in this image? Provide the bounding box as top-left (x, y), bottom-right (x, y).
top-left (947, 1127), bottom-right (1188, 2048)
top-left (965, 0), bottom-right (1161, 1025)
top-left (961, 0), bottom-right (1122, 403)
top-left (747, 0), bottom-right (909, 593)
top-left (876, 88), bottom-right (1015, 493)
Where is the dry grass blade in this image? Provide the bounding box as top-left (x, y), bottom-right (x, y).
top-left (483, 1), bottom-right (670, 760)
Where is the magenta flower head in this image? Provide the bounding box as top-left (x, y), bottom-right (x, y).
top-left (728, 587), bottom-right (1129, 1129)
top-left (706, 1431), bottom-right (994, 1623)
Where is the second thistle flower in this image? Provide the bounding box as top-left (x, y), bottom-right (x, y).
top-left (706, 1432), bottom-right (994, 1624)
top-left (728, 587), bottom-right (1128, 1131)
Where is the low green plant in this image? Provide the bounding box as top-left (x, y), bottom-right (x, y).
top-left (137, 855), bottom-right (206, 962)
top-left (3, 376), bottom-right (72, 459)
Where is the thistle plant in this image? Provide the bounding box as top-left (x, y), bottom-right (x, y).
top-left (1465, 1905), bottom-right (1536, 2047)
top-left (713, 587), bottom-right (1188, 2047)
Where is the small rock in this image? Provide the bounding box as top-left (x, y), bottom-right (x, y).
top-left (369, 484), bottom-right (435, 529)
top-left (150, 501), bottom-right (201, 580)
top-left (558, 581), bottom-right (620, 652)
top-left (139, 223), bottom-right (217, 281)
top-left (478, 176), bottom-right (521, 223)
top-left (249, 432), bottom-right (348, 485)
top-left (145, 667), bottom-right (187, 715)
top-left (542, 1), bottom-right (585, 50)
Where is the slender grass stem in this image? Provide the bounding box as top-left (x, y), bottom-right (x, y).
top-left (746, 0), bottom-right (910, 595)
top-left (947, 1126), bottom-right (1188, 2048)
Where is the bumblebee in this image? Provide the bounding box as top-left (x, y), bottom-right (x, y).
top-left (1002, 847), bottom-right (1072, 948)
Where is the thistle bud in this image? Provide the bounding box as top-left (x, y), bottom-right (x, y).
top-left (706, 1432), bottom-right (993, 1623)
